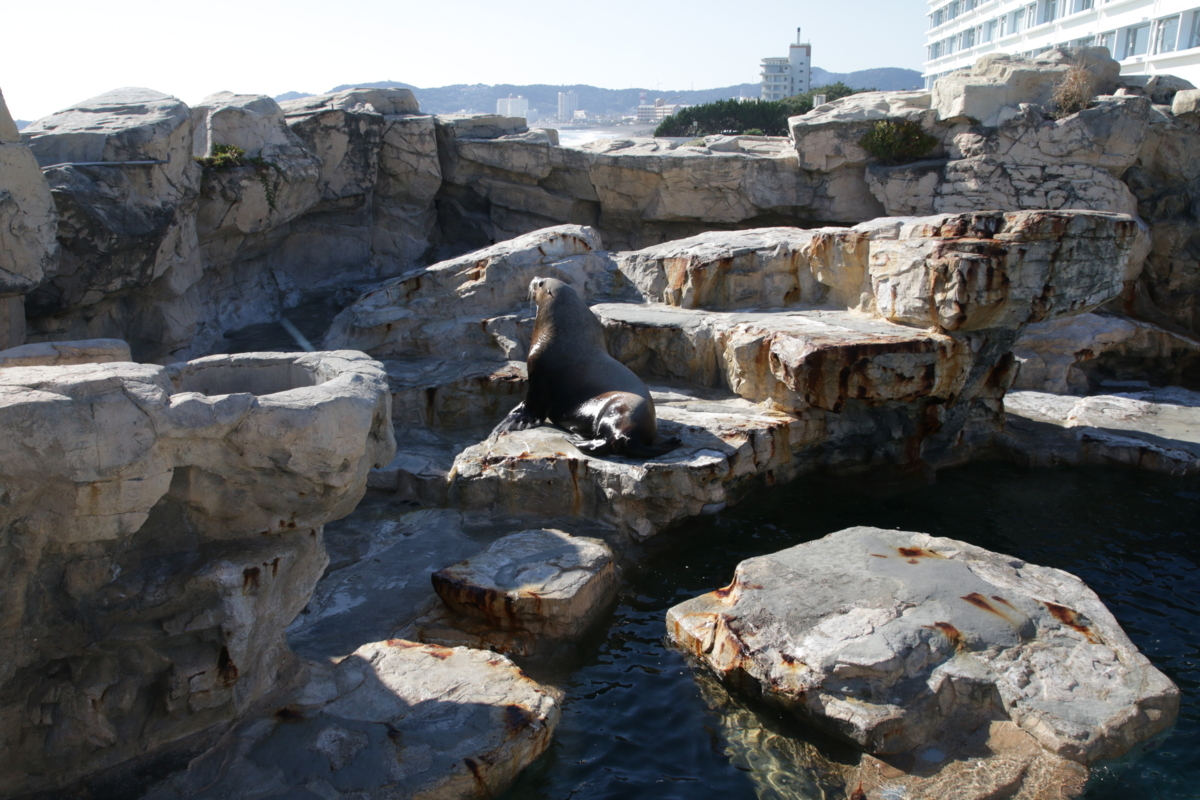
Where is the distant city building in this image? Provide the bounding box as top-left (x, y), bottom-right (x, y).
top-left (760, 28), bottom-right (813, 101)
top-left (635, 98), bottom-right (689, 124)
top-left (496, 95), bottom-right (529, 118)
top-left (923, 0), bottom-right (1200, 88)
top-left (557, 91), bottom-right (579, 122)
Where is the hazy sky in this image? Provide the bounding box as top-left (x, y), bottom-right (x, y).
top-left (3, 0), bottom-right (929, 121)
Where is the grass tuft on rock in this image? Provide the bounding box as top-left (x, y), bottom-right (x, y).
top-left (194, 144), bottom-right (283, 212)
top-left (859, 119), bottom-right (939, 166)
top-left (1051, 63), bottom-right (1095, 119)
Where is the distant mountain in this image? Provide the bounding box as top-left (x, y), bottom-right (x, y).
top-left (14, 120), bottom-right (30, 130)
top-left (273, 91), bottom-right (314, 103)
top-left (274, 69), bottom-right (923, 118)
top-left (810, 67), bottom-right (924, 91)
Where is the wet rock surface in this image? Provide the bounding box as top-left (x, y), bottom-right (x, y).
top-left (667, 527), bottom-right (1179, 766)
top-left (141, 640), bottom-right (559, 800)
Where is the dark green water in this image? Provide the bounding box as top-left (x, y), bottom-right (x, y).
top-left (500, 462), bottom-right (1200, 800)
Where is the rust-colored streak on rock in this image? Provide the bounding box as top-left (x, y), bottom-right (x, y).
top-left (926, 621), bottom-right (966, 650)
top-left (1043, 601), bottom-right (1101, 643)
top-left (961, 592), bottom-right (1009, 618)
top-left (869, 553), bottom-right (889, 558)
top-left (217, 647), bottom-right (239, 685)
top-left (713, 580), bottom-right (738, 600)
top-left (897, 546), bottom-right (941, 559)
top-left (242, 567), bottom-right (261, 594)
top-left (504, 704), bottom-right (533, 733)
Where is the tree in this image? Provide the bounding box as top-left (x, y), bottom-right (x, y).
top-left (653, 84), bottom-right (874, 138)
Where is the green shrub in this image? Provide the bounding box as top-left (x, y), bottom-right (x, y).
top-left (1051, 63), bottom-right (1094, 119)
top-left (194, 144), bottom-right (282, 212)
top-left (859, 119), bottom-right (939, 166)
top-left (653, 84), bottom-right (875, 138)
top-left (683, 137), bottom-right (709, 147)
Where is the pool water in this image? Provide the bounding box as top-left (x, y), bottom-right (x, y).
top-left (499, 462), bottom-right (1200, 800)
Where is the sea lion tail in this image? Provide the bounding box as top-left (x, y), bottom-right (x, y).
top-left (489, 401), bottom-right (543, 439)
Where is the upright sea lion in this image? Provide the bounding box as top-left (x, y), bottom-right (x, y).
top-left (491, 277), bottom-right (680, 458)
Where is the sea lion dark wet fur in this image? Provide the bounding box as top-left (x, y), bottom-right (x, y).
top-left (491, 277), bottom-right (681, 458)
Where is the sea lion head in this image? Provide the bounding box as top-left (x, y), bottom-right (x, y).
top-left (528, 276), bottom-right (571, 307)
top-left (527, 276), bottom-right (603, 350)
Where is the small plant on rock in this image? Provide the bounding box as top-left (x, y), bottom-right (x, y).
top-left (1051, 63), bottom-right (1095, 119)
top-left (194, 144), bottom-right (283, 212)
top-left (858, 119), bottom-right (939, 166)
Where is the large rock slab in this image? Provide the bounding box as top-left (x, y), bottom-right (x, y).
top-left (1000, 388), bottom-right (1200, 475)
top-left (1012, 312), bottom-right (1200, 394)
top-left (432, 528), bottom-right (619, 639)
top-left (932, 48), bottom-right (1121, 127)
top-left (0, 351), bottom-right (395, 797)
top-left (21, 88), bottom-right (201, 322)
top-left (142, 640), bottom-right (559, 800)
top-left (0, 337), bottom-right (130, 367)
top-left (0, 86), bottom-right (57, 341)
top-left (667, 527), bottom-right (1179, 764)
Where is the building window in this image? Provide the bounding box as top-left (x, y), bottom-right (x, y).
top-left (1013, 7), bottom-right (1025, 31)
top-left (1098, 30), bottom-right (1115, 54)
top-left (1045, 0), bottom-right (1058, 23)
top-left (1075, 0), bottom-right (1093, 11)
top-left (1125, 23), bottom-right (1151, 57)
top-left (1153, 16), bottom-right (1180, 53)
top-left (1192, 12), bottom-right (1200, 48)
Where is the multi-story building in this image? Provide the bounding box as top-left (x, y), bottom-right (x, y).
top-left (496, 95), bottom-right (529, 118)
top-left (635, 98), bottom-right (690, 124)
top-left (557, 91), bottom-right (579, 122)
top-left (924, 0), bottom-right (1200, 87)
top-left (760, 28), bottom-right (813, 101)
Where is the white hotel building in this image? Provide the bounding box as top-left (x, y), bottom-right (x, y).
top-left (924, 0), bottom-right (1200, 87)
top-left (760, 28), bottom-right (813, 101)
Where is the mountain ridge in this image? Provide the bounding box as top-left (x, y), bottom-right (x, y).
top-left (276, 67), bottom-right (923, 116)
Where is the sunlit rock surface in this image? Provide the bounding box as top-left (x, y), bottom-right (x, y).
top-left (1001, 387), bottom-right (1200, 475)
top-left (431, 529), bottom-right (618, 640)
top-left (142, 640), bottom-right (559, 800)
top-left (0, 350), bottom-right (394, 797)
top-left (667, 527), bottom-right (1178, 768)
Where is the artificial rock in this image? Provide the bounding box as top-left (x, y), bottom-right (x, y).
top-left (667, 528), bottom-right (1179, 764)
top-left (0, 350), bottom-right (394, 797)
top-left (142, 640), bottom-right (559, 800)
top-left (431, 528), bottom-right (619, 640)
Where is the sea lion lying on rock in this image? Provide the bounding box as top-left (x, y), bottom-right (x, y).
top-left (491, 277), bottom-right (681, 458)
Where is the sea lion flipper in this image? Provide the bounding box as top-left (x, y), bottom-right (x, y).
top-left (490, 402), bottom-right (543, 438)
top-left (623, 436), bottom-right (683, 459)
top-left (570, 436), bottom-right (614, 456)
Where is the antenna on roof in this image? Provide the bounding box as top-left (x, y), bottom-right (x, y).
top-left (797, 27), bottom-right (802, 45)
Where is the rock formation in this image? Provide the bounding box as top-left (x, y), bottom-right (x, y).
top-left (0, 350), bottom-right (394, 797)
top-left (667, 528), bottom-right (1179, 788)
top-left (326, 211), bottom-right (1142, 537)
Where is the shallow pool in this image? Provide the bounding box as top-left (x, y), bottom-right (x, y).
top-left (500, 462), bottom-right (1200, 800)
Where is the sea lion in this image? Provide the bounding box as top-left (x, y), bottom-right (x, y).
top-left (491, 277), bottom-right (680, 458)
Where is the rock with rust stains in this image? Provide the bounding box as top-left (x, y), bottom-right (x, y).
top-left (431, 529), bottom-right (619, 640)
top-left (667, 527), bottom-right (1179, 766)
top-left (142, 640), bottom-right (560, 800)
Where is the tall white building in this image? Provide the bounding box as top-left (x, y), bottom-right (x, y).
top-left (924, 0), bottom-right (1200, 87)
top-left (557, 91), bottom-right (579, 122)
top-left (496, 95), bottom-right (529, 118)
top-left (760, 28), bottom-right (813, 101)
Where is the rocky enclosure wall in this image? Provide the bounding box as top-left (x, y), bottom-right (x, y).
top-left (1, 46), bottom-right (1198, 368)
top-left (0, 351), bottom-right (395, 798)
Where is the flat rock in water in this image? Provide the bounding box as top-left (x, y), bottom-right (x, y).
top-left (143, 640), bottom-right (559, 800)
top-left (432, 528), bottom-right (619, 639)
top-left (1002, 387), bottom-right (1200, 475)
top-left (667, 527), bottom-right (1178, 766)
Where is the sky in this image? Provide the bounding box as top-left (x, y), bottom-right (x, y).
top-left (3, 0), bottom-right (929, 122)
